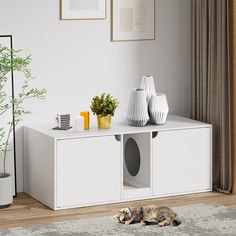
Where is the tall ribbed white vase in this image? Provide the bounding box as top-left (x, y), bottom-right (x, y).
top-left (140, 75), bottom-right (156, 104)
top-left (127, 89), bottom-right (149, 127)
top-left (149, 93), bottom-right (169, 125)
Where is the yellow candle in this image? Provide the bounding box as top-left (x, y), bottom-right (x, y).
top-left (80, 111), bottom-right (90, 130)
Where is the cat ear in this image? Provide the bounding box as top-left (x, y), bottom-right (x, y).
top-left (127, 207), bottom-right (132, 217)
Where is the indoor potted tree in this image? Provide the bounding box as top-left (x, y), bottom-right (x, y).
top-left (0, 44), bottom-right (46, 208)
top-left (90, 93), bottom-right (119, 129)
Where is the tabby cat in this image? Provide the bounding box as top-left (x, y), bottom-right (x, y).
top-left (114, 205), bottom-right (181, 227)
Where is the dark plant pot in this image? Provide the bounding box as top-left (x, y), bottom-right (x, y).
top-left (0, 173), bottom-right (13, 208)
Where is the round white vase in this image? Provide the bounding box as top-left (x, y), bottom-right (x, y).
top-left (149, 93), bottom-right (169, 125)
top-left (0, 173), bottom-right (13, 208)
top-left (140, 75), bottom-right (156, 104)
top-left (127, 88), bottom-right (149, 127)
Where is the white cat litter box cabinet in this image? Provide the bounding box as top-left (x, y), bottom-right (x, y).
top-left (24, 115), bottom-right (212, 210)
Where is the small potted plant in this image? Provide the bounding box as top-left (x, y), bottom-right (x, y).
top-left (90, 93), bottom-right (119, 129)
top-left (0, 44), bottom-right (46, 208)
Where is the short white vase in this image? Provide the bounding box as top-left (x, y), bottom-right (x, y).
top-left (140, 75), bottom-right (156, 104)
top-left (127, 88), bottom-right (149, 127)
top-left (149, 93), bottom-right (169, 125)
top-left (0, 173), bottom-right (13, 208)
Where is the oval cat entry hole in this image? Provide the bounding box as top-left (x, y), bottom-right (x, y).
top-left (124, 138), bottom-right (141, 177)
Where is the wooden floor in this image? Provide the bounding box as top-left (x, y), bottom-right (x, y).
top-left (0, 192), bottom-right (236, 229)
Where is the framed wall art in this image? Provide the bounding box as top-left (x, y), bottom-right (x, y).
top-left (111, 0), bottom-right (155, 41)
top-left (60, 0), bottom-right (106, 20)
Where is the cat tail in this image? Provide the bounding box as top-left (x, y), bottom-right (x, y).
top-left (172, 216), bottom-right (181, 226)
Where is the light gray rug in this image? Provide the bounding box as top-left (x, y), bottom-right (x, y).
top-left (1, 203), bottom-right (236, 236)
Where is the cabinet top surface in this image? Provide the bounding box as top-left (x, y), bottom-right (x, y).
top-left (25, 115), bottom-right (211, 140)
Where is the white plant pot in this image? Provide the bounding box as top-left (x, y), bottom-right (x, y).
top-left (149, 93), bottom-right (169, 125)
top-left (0, 173), bottom-right (13, 208)
top-left (140, 75), bottom-right (156, 104)
top-left (127, 88), bottom-right (149, 127)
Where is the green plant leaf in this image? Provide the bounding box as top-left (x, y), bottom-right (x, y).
top-left (0, 44), bottom-right (47, 174)
top-left (90, 93), bottom-right (119, 117)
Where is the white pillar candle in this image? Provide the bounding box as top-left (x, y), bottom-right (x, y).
top-left (74, 116), bottom-right (84, 132)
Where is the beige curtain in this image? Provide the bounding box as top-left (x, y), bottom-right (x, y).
top-left (191, 0), bottom-right (232, 193)
top-left (231, 0), bottom-right (236, 193)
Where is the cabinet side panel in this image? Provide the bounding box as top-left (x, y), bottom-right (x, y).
top-left (24, 127), bottom-right (55, 209)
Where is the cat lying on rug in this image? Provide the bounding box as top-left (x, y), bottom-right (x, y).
top-left (114, 205), bottom-right (181, 227)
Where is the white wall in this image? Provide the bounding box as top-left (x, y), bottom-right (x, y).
top-left (0, 0), bottom-right (191, 192)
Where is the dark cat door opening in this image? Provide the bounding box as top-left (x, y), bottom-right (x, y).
top-left (124, 138), bottom-right (141, 176)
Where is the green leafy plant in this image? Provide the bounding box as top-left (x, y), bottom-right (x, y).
top-left (90, 93), bottom-right (119, 117)
top-left (0, 44), bottom-right (47, 175)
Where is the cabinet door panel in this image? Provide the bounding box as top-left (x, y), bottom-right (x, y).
top-left (56, 136), bottom-right (121, 208)
top-left (153, 128), bottom-right (211, 196)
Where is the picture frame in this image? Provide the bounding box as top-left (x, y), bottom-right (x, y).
top-left (111, 0), bottom-right (155, 42)
top-left (60, 0), bottom-right (106, 20)
top-left (0, 35), bottom-right (17, 197)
